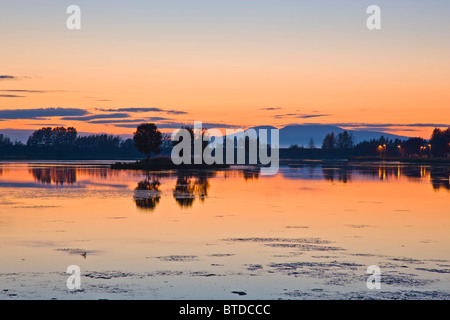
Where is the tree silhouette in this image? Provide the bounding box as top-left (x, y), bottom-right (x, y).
top-left (337, 131), bottom-right (353, 150)
top-left (402, 137), bottom-right (426, 155)
top-left (429, 166), bottom-right (450, 190)
top-left (173, 175), bottom-right (196, 208)
top-left (133, 174), bottom-right (161, 211)
top-left (322, 165), bottom-right (351, 183)
top-left (30, 166), bottom-right (77, 185)
top-left (173, 173), bottom-right (210, 208)
top-left (430, 128), bottom-right (450, 156)
top-left (242, 168), bottom-right (260, 181)
top-left (133, 123), bottom-right (162, 158)
top-left (288, 144), bottom-right (303, 150)
top-left (0, 134), bottom-right (12, 147)
top-left (308, 137), bottom-right (316, 149)
top-left (75, 134), bottom-right (122, 153)
top-left (27, 127), bottom-right (77, 150)
top-left (322, 132), bottom-right (336, 150)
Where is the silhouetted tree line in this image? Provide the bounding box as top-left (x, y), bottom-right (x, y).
top-left (2, 125), bottom-right (449, 160)
top-left (30, 166), bottom-right (77, 185)
top-left (351, 128), bottom-right (450, 157)
top-left (322, 131), bottom-right (355, 150)
top-left (0, 126), bottom-right (144, 159)
top-left (429, 128), bottom-right (450, 157)
top-left (286, 128), bottom-right (450, 158)
top-left (0, 134), bottom-right (25, 151)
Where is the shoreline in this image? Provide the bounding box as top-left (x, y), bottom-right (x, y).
top-left (1, 157), bottom-right (449, 168)
top-left (348, 156), bottom-right (450, 164)
top-left (111, 157), bottom-right (230, 171)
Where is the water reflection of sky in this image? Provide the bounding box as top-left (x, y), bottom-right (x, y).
top-left (0, 162), bottom-right (448, 214)
top-left (0, 162), bottom-right (449, 299)
top-left (0, 162), bottom-right (448, 190)
top-left (282, 163), bottom-right (450, 190)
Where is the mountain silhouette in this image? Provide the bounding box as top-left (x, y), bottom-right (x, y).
top-left (245, 124), bottom-right (409, 148)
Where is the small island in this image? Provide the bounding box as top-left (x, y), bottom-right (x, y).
top-left (111, 156), bottom-right (230, 170)
top-left (111, 123), bottom-right (230, 171)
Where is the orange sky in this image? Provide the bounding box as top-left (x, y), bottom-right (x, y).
top-left (1, 1), bottom-right (449, 138)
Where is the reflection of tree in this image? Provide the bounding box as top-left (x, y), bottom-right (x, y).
top-left (133, 175), bottom-right (161, 211)
top-left (401, 166), bottom-right (424, 180)
top-left (173, 173), bottom-right (210, 208)
top-left (30, 167), bottom-right (76, 185)
top-left (430, 167), bottom-right (450, 190)
top-left (243, 168), bottom-right (260, 181)
top-left (76, 167), bottom-right (118, 179)
top-left (322, 166), bottom-right (351, 183)
top-left (357, 165), bottom-right (399, 181)
top-left (399, 165), bottom-right (449, 190)
top-left (319, 163), bottom-right (450, 191)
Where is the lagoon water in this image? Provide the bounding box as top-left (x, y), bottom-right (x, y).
top-left (0, 161), bottom-right (449, 299)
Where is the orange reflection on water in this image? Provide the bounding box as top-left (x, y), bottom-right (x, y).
top-left (0, 162), bottom-right (449, 283)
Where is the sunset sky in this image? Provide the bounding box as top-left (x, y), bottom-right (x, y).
top-left (1, 0), bottom-right (449, 138)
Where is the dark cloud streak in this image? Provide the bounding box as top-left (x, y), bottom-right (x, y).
top-left (0, 75), bottom-right (17, 80)
top-left (61, 113), bottom-right (130, 121)
top-left (261, 107), bottom-right (282, 111)
top-left (100, 107), bottom-right (188, 115)
top-left (89, 117), bottom-right (169, 124)
top-left (0, 108), bottom-right (89, 120)
top-left (1, 90), bottom-right (45, 93)
top-left (298, 114), bottom-right (330, 119)
top-left (113, 122), bottom-right (240, 129)
top-left (275, 113), bottom-right (330, 119)
top-left (0, 94), bottom-right (25, 98)
top-left (312, 122), bottom-right (450, 128)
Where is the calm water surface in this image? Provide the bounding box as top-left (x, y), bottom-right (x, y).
top-left (0, 161), bottom-right (449, 299)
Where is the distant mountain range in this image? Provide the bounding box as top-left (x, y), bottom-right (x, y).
top-left (245, 125), bottom-right (410, 148)
top-left (1, 125), bottom-right (410, 148)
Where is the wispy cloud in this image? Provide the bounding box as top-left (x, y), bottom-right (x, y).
top-left (0, 75), bottom-right (17, 80)
top-left (166, 110), bottom-right (189, 115)
top-left (113, 121), bottom-right (240, 129)
top-left (352, 127), bottom-right (419, 132)
top-left (61, 113), bottom-right (130, 121)
top-left (88, 117), bottom-right (169, 124)
top-left (0, 94), bottom-right (25, 98)
top-left (27, 123), bottom-right (67, 127)
top-left (0, 89), bottom-right (81, 99)
top-left (0, 89), bottom-right (74, 93)
top-left (0, 108), bottom-right (89, 120)
top-left (316, 122), bottom-right (450, 128)
top-left (83, 96), bottom-right (112, 102)
top-left (275, 113), bottom-right (330, 119)
top-left (261, 107), bottom-right (282, 111)
top-left (298, 114), bottom-right (330, 119)
top-left (0, 90), bottom-right (46, 93)
top-left (100, 107), bottom-right (188, 115)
